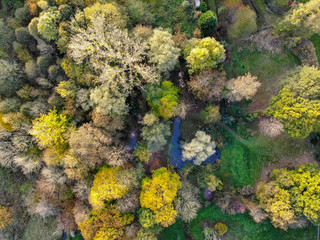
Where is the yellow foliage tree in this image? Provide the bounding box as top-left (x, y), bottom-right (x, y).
top-left (89, 166), bottom-right (129, 210)
top-left (140, 167), bottom-right (181, 227)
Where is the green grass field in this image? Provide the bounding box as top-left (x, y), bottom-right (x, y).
top-left (310, 34), bottom-right (320, 65)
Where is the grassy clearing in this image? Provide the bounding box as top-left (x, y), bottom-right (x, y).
top-left (224, 44), bottom-right (300, 112)
top-left (310, 34), bottom-right (320, 65)
top-left (188, 205), bottom-right (316, 240)
top-left (159, 219), bottom-right (186, 240)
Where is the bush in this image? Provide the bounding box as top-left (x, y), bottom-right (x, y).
top-left (126, 0), bottom-right (155, 26)
top-left (228, 7), bottom-right (257, 39)
top-left (214, 222), bottom-right (228, 236)
top-left (139, 208), bottom-right (156, 228)
top-left (199, 10), bottom-right (217, 37)
top-left (200, 2), bottom-right (208, 12)
top-left (13, 42), bottom-right (33, 62)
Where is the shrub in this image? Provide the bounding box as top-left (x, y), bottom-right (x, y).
top-left (228, 6), bottom-right (257, 38)
top-left (38, 7), bottom-right (62, 41)
top-left (214, 222), bottom-right (228, 236)
top-left (138, 208), bottom-right (156, 228)
top-left (13, 42), bottom-right (33, 62)
top-left (259, 118), bottom-right (284, 138)
top-left (199, 2), bottom-right (208, 12)
top-left (0, 206), bottom-right (13, 229)
top-left (199, 10), bottom-right (218, 37)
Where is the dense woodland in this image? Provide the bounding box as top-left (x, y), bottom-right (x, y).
top-left (0, 0), bottom-right (319, 239)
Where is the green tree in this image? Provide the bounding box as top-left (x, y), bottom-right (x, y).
top-left (141, 122), bottom-right (171, 153)
top-left (256, 163), bottom-right (320, 229)
top-left (199, 10), bottom-right (218, 37)
top-left (148, 28), bottom-right (180, 74)
top-left (266, 66), bottom-right (320, 138)
top-left (38, 7), bottom-right (62, 41)
top-left (145, 81), bottom-right (180, 119)
top-left (184, 37), bottom-right (225, 74)
top-left (274, 0), bottom-right (320, 43)
top-left (0, 59), bottom-right (24, 97)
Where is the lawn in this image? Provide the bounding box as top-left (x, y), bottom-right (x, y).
top-left (159, 219), bottom-right (186, 240)
top-left (188, 205), bottom-right (316, 240)
top-left (310, 34), bottom-right (320, 65)
top-left (224, 44), bottom-right (300, 112)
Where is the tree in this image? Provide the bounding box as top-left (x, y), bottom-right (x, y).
top-left (83, 2), bottom-right (125, 27)
top-left (15, 27), bottom-right (34, 46)
top-left (68, 15), bottom-right (160, 93)
top-left (140, 167), bottom-right (181, 227)
top-left (89, 166), bottom-right (130, 210)
top-left (134, 143), bottom-right (152, 163)
top-left (175, 181), bottom-right (201, 222)
top-left (184, 37), bottom-right (225, 74)
top-left (274, 0), bottom-right (320, 43)
top-left (266, 83), bottom-right (320, 138)
top-left (0, 59), bottom-right (24, 98)
top-left (0, 19), bottom-right (15, 53)
top-left (225, 73), bottom-right (261, 102)
top-left (201, 105), bottom-right (221, 124)
top-left (145, 81), bottom-right (180, 119)
top-left (148, 28), bottom-right (180, 74)
top-left (256, 163), bottom-right (320, 229)
top-left (29, 109), bottom-right (71, 152)
top-left (141, 122), bottom-right (171, 153)
top-left (182, 131), bottom-right (216, 165)
top-left (90, 85), bottom-right (128, 116)
top-left (38, 7), bottom-right (62, 41)
top-left (0, 206), bottom-right (13, 229)
top-left (188, 69), bottom-right (227, 101)
top-left (228, 6), bottom-right (257, 39)
top-left (69, 123), bottom-right (127, 167)
top-left (79, 204), bottom-right (134, 240)
top-left (199, 10), bottom-right (218, 37)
